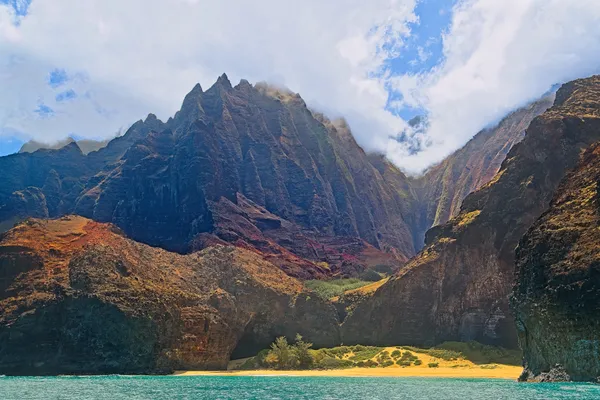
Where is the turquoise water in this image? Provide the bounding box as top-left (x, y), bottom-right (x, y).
top-left (1, 376), bottom-right (599, 399)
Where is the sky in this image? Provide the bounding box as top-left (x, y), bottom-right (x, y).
top-left (1, 0), bottom-right (600, 174)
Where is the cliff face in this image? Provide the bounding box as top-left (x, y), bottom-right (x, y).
top-left (409, 95), bottom-right (554, 248)
top-left (512, 143), bottom-right (600, 382)
top-left (0, 216), bottom-right (340, 375)
top-left (342, 76), bottom-right (600, 349)
top-left (80, 78), bottom-right (416, 259)
top-left (0, 76), bottom-right (415, 279)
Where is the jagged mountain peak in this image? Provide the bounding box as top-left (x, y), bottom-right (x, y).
top-left (236, 78), bottom-right (252, 90)
top-left (214, 72), bottom-right (233, 89)
top-left (144, 113), bottom-right (158, 123)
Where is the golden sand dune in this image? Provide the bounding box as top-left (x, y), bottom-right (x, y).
top-left (176, 346), bottom-right (522, 380)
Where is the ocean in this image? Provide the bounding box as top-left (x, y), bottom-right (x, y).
top-left (1, 375), bottom-right (599, 399)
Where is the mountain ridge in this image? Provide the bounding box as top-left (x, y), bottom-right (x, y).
top-left (0, 76), bottom-right (555, 280)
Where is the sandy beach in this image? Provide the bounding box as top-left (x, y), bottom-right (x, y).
top-left (175, 365), bottom-right (522, 380)
top-left (175, 344), bottom-right (523, 380)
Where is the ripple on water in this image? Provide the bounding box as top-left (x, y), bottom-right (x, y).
top-left (0, 375), bottom-right (599, 400)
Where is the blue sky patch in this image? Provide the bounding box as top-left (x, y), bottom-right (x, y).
top-left (0, 0), bottom-right (31, 17)
top-left (385, 0), bottom-right (457, 121)
top-left (48, 68), bottom-right (69, 88)
top-left (0, 136), bottom-right (24, 156)
top-left (55, 89), bottom-right (78, 102)
top-left (34, 102), bottom-right (55, 118)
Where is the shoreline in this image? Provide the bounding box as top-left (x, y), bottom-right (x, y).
top-left (174, 365), bottom-right (522, 380)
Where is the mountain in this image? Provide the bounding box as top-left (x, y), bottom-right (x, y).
top-left (0, 216), bottom-right (340, 375)
top-left (342, 75), bottom-right (600, 349)
top-left (409, 94), bottom-right (555, 246)
top-left (0, 76), bottom-right (555, 279)
top-left (512, 142), bottom-right (600, 382)
top-left (19, 138), bottom-right (109, 155)
top-left (0, 75), bottom-right (419, 279)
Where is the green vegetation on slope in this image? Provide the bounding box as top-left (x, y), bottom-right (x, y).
top-left (305, 278), bottom-right (373, 300)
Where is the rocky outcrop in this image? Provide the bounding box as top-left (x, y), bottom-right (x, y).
top-left (512, 143), bottom-right (600, 382)
top-left (342, 76), bottom-right (600, 349)
top-left (0, 216), bottom-right (340, 375)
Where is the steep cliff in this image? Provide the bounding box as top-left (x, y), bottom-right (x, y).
top-left (512, 143), bottom-right (600, 382)
top-left (76, 78), bottom-right (416, 258)
top-left (409, 94), bottom-right (554, 247)
top-left (0, 216), bottom-right (340, 375)
top-left (342, 75), bottom-right (600, 349)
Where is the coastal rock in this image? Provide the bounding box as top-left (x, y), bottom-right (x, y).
top-left (342, 75), bottom-right (600, 349)
top-left (0, 216), bottom-right (340, 375)
top-left (512, 143), bottom-right (600, 382)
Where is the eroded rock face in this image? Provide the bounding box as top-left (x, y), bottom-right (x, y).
top-left (0, 187), bottom-right (49, 232)
top-left (0, 216), bottom-right (340, 375)
top-left (80, 79), bottom-right (416, 259)
top-left (512, 143), bottom-right (600, 382)
top-left (342, 76), bottom-right (600, 349)
top-left (408, 94), bottom-right (555, 248)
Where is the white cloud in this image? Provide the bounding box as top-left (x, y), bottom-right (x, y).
top-left (388, 0), bottom-right (600, 174)
top-left (2, 0), bottom-right (600, 175)
top-left (0, 0), bottom-right (417, 147)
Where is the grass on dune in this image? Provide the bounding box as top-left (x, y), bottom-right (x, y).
top-left (235, 338), bottom-right (522, 372)
top-left (402, 341), bottom-right (521, 365)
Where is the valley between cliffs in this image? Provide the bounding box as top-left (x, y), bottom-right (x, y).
top-left (342, 75), bottom-right (600, 364)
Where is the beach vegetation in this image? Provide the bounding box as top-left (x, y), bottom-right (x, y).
top-left (348, 346), bottom-right (382, 362)
top-left (234, 339), bottom-right (520, 373)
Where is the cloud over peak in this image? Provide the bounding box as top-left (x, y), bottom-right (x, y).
top-left (1, 0), bottom-right (600, 173)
